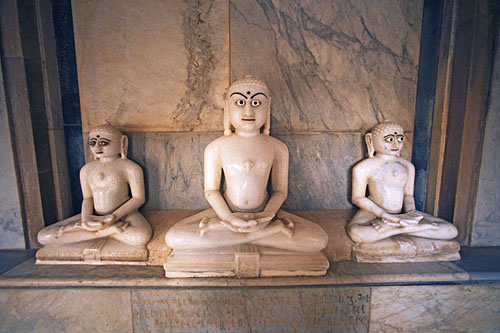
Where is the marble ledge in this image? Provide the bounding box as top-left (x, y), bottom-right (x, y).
top-left (0, 256), bottom-right (471, 289)
top-left (1, 210), bottom-right (499, 288)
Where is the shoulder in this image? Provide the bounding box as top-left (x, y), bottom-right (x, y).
top-left (117, 159), bottom-right (143, 176)
top-left (397, 157), bottom-right (415, 171)
top-left (353, 157), bottom-right (375, 171)
top-left (267, 135), bottom-right (288, 154)
top-left (205, 135), bottom-right (227, 153)
top-left (80, 160), bottom-right (96, 175)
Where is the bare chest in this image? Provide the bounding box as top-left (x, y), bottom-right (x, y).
top-left (372, 161), bottom-right (409, 187)
top-left (87, 167), bottom-right (125, 191)
top-left (220, 147), bottom-right (274, 176)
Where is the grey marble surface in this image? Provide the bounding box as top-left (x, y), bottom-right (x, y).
top-left (0, 289), bottom-right (132, 332)
top-left (231, 0), bottom-right (422, 132)
top-left (119, 131), bottom-right (412, 210)
top-left (0, 57), bottom-right (25, 249)
top-left (471, 22), bottom-right (500, 246)
top-left (370, 285), bottom-right (500, 332)
top-left (0, 250), bottom-right (35, 275)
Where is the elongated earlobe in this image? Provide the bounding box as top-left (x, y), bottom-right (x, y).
top-left (263, 96), bottom-right (271, 135)
top-left (121, 135), bottom-right (128, 159)
top-left (365, 133), bottom-right (374, 157)
top-left (224, 98), bottom-right (231, 136)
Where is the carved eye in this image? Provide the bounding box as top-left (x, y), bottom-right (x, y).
top-left (99, 141), bottom-right (109, 146)
top-left (236, 99), bottom-right (246, 106)
top-left (88, 141), bottom-right (96, 146)
top-left (385, 136), bottom-right (395, 143)
top-left (397, 136), bottom-right (405, 143)
top-left (251, 100), bottom-right (261, 107)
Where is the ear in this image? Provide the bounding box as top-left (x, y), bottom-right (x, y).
top-left (365, 133), bottom-right (374, 157)
top-left (263, 96), bottom-right (271, 135)
top-left (224, 97), bottom-right (231, 136)
top-left (121, 135), bottom-right (128, 159)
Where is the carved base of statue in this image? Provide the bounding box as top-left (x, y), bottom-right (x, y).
top-left (36, 238), bottom-right (149, 264)
top-left (348, 211), bottom-right (460, 263)
top-left (351, 236), bottom-right (460, 263)
top-left (163, 209), bottom-right (329, 278)
top-left (36, 214), bottom-right (150, 265)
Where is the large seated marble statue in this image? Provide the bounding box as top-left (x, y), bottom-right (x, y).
top-left (36, 124), bottom-right (152, 263)
top-left (164, 76), bottom-right (329, 277)
top-left (347, 121), bottom-right (460, 262)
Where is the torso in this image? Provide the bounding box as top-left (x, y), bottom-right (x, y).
top-left (84, 160), bottom-right (132, 215)
top-left (366, 158), bottom-right (410, 213)
top-left (216, 134), bottom-right (278, 211)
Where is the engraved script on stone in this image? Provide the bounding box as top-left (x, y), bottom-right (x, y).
top-left (132, 287), bottom-right (370, 332)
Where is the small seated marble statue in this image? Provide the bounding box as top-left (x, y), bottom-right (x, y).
top-left (164, 76), bottom-right (328, 277)
top-left (347, 121), bottom-right (460, 262)
top-left (36, 124), bottom-right (152, 263)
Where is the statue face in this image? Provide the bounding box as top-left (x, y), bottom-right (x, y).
top-left (228, 83), bottom-right (268, 133)
top-left (372, 128), bottom-right (405, 156)
top-left (88, 131), bottom-right (121, 159)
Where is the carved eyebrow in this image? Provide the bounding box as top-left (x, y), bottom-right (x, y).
top-left (251, 92), bottom-right (268, 99)
top-left (383, 134), bottom-right (395, 138)
top-left (230, 92), bottom-right (248, 99)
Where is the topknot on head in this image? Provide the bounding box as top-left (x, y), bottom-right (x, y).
top-left (89, 122), bottom-right (124, 139)
top-left (371, 121), bottom-right (404, 136)
top-left (228, 75), bottom-right (269, 95)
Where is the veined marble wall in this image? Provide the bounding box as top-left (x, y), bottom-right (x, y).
top-left (73, 0), bottom-right (423, 210)
top-left (0, 55), bottom-right (25, 249)
top-left (470, 22), bottom-right (500, 246)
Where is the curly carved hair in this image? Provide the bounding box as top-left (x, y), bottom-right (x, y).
top-left (370, 121), bottom-right (404, 136)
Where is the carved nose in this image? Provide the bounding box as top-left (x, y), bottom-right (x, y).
top-left (243, 104), bottom-right (253, 116)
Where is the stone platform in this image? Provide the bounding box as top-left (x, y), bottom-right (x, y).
top-left (1, 246), bottom-right (500, 332)
top-left (1, 211), bottom-right (498, 332)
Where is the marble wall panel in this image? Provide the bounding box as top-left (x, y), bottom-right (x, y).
top-left (0, 289), bottom-right (132, 332)
top-left (0, 49), bottom-right (25, 249)
top-left (72, 0), bottom-right (229, 132)
top-left (120, 131), bottom-right (412, 210)
top-left (230, 0), bottom-right (423, 132)
top-left (471, 24), bottom-right (500, 246)
top-left (132, 287), bottom-right (370, 331)
top-left (126, 132), bottom-right (219, 210)
top-left (370, 284), bottom-right (500, 332)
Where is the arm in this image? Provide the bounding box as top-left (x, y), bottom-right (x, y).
top-left (351, 163), bottom-right (400, 224)
top-left (110, 163), bottom-right (146, 221)
top-left (264, 141), bottom-right (288, 215)
top-left (80, 165), bottom-right (94, 223)
top-left (403, 161), bottom-right (417, 212)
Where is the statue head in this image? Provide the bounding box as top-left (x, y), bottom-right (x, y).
top-left (88, 123), bottom-right (128, 160)
top-left (224, 75), bottom-right (271, 136)
top-left (365, 121), bottom-right (405, 157)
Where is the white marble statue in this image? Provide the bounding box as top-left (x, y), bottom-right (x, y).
top-left (347, 121), bottom-right (458, 246)
top-left (37, 124), bottom-right (152, 249)
top-left (165, 76), bottom-right (328, 255)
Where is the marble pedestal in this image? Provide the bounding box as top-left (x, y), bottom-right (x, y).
top-left (164, 245), bottom-right (329, 278)
top-left (36, 238), bottom-right (148, 265)
top-left (351, 236), bottom-right (461, 263)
